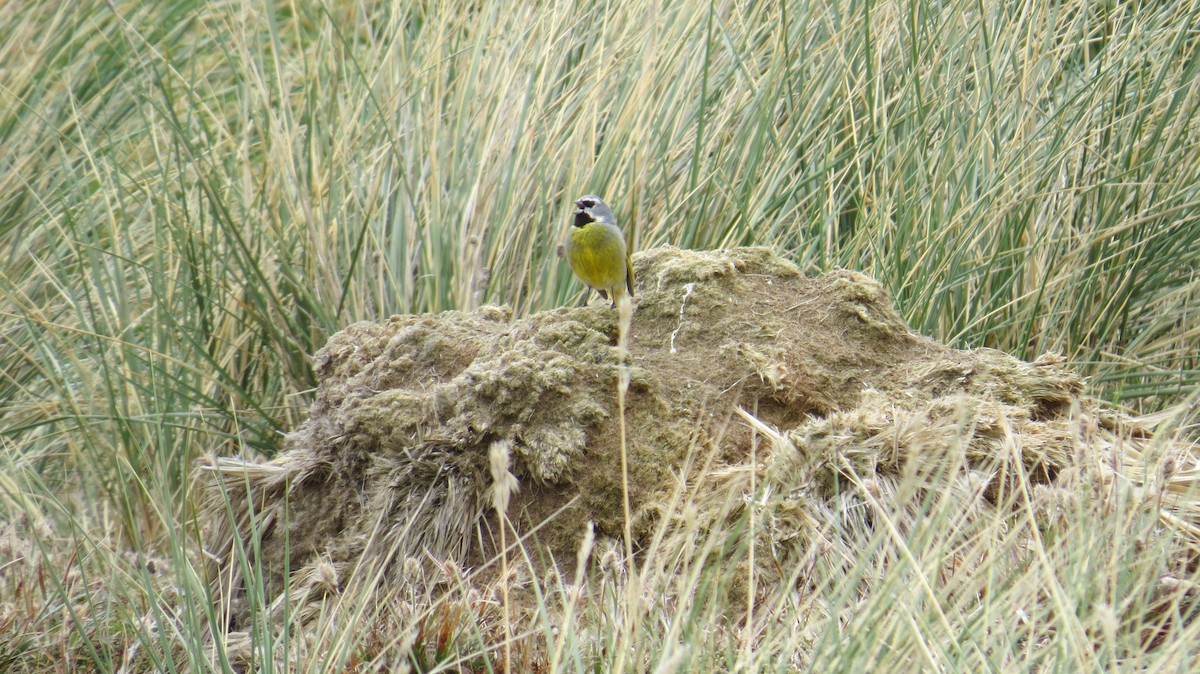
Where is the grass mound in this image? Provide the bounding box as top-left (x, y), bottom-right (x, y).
top-left (201, 247), bottom-right (1200, 669)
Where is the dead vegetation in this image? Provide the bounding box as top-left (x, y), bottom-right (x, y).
top-left (201, 246), bottom-right (1200, 665)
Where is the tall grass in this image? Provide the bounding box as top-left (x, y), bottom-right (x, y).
top-left (1, 0), bottom-right (1199, 671)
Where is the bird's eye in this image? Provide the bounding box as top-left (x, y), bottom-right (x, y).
top-left (580, 200), bottom-right (595, 208)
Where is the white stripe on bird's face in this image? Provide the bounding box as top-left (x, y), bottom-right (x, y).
top-left (574, 195), bottom-right (617, 228)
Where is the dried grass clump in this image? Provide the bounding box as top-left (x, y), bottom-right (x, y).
top-left (200, 247), bottom-right (1200, 657)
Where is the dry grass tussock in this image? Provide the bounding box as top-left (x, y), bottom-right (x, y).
top-left (197, 248), bottom-right (1200, 670)
top-left (3, 0), bottom-right (1200, 670)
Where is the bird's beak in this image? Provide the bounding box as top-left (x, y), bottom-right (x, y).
top-left (574, 200), bottom-right (584, 211)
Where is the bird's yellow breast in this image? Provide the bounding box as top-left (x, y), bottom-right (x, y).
top-left (567, 222), bottom-right (628, 291)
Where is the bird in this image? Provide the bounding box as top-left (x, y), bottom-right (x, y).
top-left (566, 195), bottom-right (635, 308)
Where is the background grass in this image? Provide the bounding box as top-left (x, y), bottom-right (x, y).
top-left (2, 0), bottom-right (1199, 671)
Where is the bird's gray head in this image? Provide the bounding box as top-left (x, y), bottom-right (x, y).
top-left (573, 195), bottom-right (616, 228)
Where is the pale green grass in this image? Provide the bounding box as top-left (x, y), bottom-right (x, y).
top-left (2, 0), bottom-right (1200, 671)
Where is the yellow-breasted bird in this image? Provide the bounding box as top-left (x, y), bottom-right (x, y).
top-left (566, 195), bottom-right (634, 308)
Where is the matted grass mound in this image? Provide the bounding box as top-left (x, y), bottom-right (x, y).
top-left (201, 247), bottom-right (1200, 661)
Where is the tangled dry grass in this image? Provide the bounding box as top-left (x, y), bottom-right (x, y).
top-left (200, 247), bottom-right (1200, 669)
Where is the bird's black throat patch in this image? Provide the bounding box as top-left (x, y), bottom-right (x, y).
top-left (573, 210), bottom-right (594, 228)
